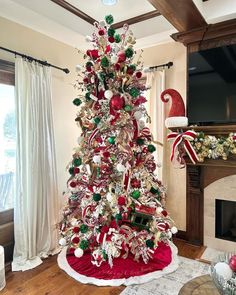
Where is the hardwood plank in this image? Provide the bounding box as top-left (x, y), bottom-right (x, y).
top-left (113, 10), bottom-right (161, 29)
top-left (147, 0), bottom-right (207, 32)
top-left (50, 0), bottom-right (97, 25)
top-left (1, 240), bottom-right (205, 295)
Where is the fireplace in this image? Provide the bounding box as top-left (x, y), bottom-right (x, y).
top-left (215, 199), bottom-right (236, 242)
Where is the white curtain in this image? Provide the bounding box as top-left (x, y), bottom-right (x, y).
top-left (146, 70), bottom-right (167, 182)
top-left (12, 57), bottom-right (59, 271)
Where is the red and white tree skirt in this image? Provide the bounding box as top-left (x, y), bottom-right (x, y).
top-left (57, 242), bottom-right (179, 286)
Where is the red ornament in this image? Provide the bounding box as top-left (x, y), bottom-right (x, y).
top-left (87, 49), bottom-right (99, 60)
top-left (118, 196), bottom-right (126, 206)
top-left (108, 36), bottom-right (115, 43)
top-left (110, 95), bottom-right (125, 110)
top-left (127, 67), bottom-right (135, 75)
top-left (72, 237), bottom-right (80, 244)
top-left (73, 227), bottom-right (80, 233)
top-left (70, 181), bottom-right (77, 188)
top-left (136, 71), bottom-right (142, 79)
top-left (86, 66), bottom-right (92, 72)
top-left (101, 225), bottom-right (109, 233)
top-left (103, 151), bottom-right (110, 158)
top-left (74, 167), bottom-right (80, 174)
top-left (117, 51), bottom-right (126, 63)
top-left (105, 45), bottom-right (111, 53)
top-left (131, 178), bottom-right (141, 188)
top-left (98, 29), bottom-right (105, 36)
top-left (114, 63), bottom-right (121, 71)
top-left (229, 255), bottom-right (236, 271)
top-left (83, 77), bottom-right (89, 84)
top-left (162, 210), bottom-right (168, 217)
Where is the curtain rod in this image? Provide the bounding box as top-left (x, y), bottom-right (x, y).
top-left (149, 61), bottom-right (173, 71)
top-left (0, 46), bottom-right (70, 74)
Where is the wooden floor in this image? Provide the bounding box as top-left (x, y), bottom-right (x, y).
top-left (2, 239), bottom-right (206, 295)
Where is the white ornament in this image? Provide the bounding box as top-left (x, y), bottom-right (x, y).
top-left (93, 155), bottom-right (101, 164)
top-left (156, 207), bottom-right (163, 214)
top-left (104, 90), bottom-right (113, 99)
top-left (167, 231), bottom-right (172, 239)
top-left (74, 248), bottom-right (84, 258)
top-left (111, 55), bottom-right (118, 64)
top-left (75, 64), bottom-right (82, 72)
top-left (134, 110), bottom-right (143, 120)
top-left (77, 136), bottom-right (83, 144)
top-left (171, 226), bottom-right (178, 234)
top-left (214, 262), bottom-right (233, 280)
top-left (116, 163), bottom-right (126, 172)
top-left (143, 67), bottom-right (150, 73)
top-left (138, 120), bottom-right (145, 130)
top-left (59, 237), bottom-right (67, 246)
top-left (70, 218), bottom-right (78, 226)
top-left (85, 35), bottom-right (93, 42)
top-left (99, 20), bottom-right (106, 27)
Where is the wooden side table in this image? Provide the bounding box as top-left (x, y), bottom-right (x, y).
top-left (179, 274), bottom-right (220, 295)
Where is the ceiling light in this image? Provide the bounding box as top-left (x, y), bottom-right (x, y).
top-left (102, 0), bottom-right (117, 5)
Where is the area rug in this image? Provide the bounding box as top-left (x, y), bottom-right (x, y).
top-left (121, 256), bottom-right (210, 295)
top-left (200, 247), bottom-right (225, 262)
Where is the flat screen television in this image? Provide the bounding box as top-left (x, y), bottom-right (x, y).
top-left (188, 44), bottom-right (236, 125)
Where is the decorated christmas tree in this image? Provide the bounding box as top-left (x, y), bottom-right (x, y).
top-left (58, 15), bottom-right (178, 282)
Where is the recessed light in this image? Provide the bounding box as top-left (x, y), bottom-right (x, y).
top-left (102, 0), bottom-right (117, 5)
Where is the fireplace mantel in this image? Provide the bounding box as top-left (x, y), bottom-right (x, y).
top-left (170, 125), bottom-right (236, 245)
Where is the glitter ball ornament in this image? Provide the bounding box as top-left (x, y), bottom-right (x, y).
top-left (229, 255), bottom-right (236, 271)
top-left (129, 87), bottom-right (140, 97)
top-left (76, 64), bottom-right (83, 72)
top-left (73, 167), bottom-right (80, 174)
top-left (116, 163), bottom-right (126, 172)
top-left (104, 90), bottom-right (113, 99)
top-left (146, 239), bottom-right (154, 248)
top-left (73, 158), bottom-right (82, 166)
top-left (131, 178), bottom-right (141, 188)
top-left (117, 51), bottom-right (126, 63)
top-left (111, 55), bottom-right (118, 64)
top-left (98, 29), bottom-right (105, 36)
top-left (73, 98), bottom-right (82, 106)
top-left (76, 247), bottom-right (84, 256)
top-left (124, 105), bottom-right (132, 112)
top-left (93, 117), bottom-right (101, 125)
top-left (79, 240), bottom-right (89, 250)
top-left (93, 193), bottom-right (101, 202)
top-left (105, 14), bottom-right (114, 25)
top-left (108, 136), bottom-right (116, 144)
top-left (93, 155), bottom-right (101, 163)
top-left (148, 144), bottom-right (156, 153)
top-left (171, 226), bottom-right (178, 234)
top-left (108, 36), bottom-right (115, 43)
top-left (114, 34), bottom-right (121, 43)
top-left (118, 196), bottom-right (126, 206)
top-left (125, 47), bottom-right (134, 58)
top-left (214, 262), bottom-right (233, 280)
top-left (110, 95), bottom-right (125, 110)
top-left (80, 224), bottom-right (88, 233)
top-left (131, 190), bottom-right (140, 199)
top-left (59, 237), bottom-right (67, 246)
top-left (101, 56), bottom-right (110, 67)
top-left (136, 71), bottom-right (142, 79)
top-left (108, 27), bottom-right (115, 37)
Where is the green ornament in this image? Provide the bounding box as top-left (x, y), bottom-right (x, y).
top-left (108, 27), bottom-right (115, 37)
top-left (99, 72), bottom-right (106, 81)
top-left (115, 213), bottom-right (122, 224)
top-left (148, 144), bottom-right (156, 153)
top-left (110, 155), bottom-right (116, 161)
top-left (146, 239), bottom-right (154, 248)
top-left (96, 167), bottom-right (101, 178)
top-left (130, 64), bottom-right (136, 71)
top-left (125, 47), bottom-right (134, 58)
top-left (114, 34), bottom-right (121, 43)
top-left (108, 136), bottom-right (116, 144)
top-left (93, 117), bottom-right (101, 125)
top-left (79, 239), bottom-right (89, 250)
top-left (129, 87), bottom-right (140, 97)
top-left (150, 187), bottom-right (160, 195)
top-left (93, 193), bottom-right (101, 202)
top-left (108, 72), bottom-right (114, 79)
top-left (137, 138), bottom-right (145, 145)
top-left (73, 98), bottom-right (82, 106)
top-left (73, 158), bottom-right (82, 166)
top-left (85, 92), bottom-right (91, 100)
top-left (105, 14), bottom-right (114, 25)
top-left (69, 167), bottom-right (74, 175)
top-left (86, 61), bottom-right (93, 68)
top-left (70, 194), bottom-right (78, 201)
top-left (124, 105), bottom-right (132, 112)
top-left (131, 190), bottom-right (140, 199)
top-left (101, 56), bottom-right (110, 67)
top-left (80, 224), bottom-right (88, 233)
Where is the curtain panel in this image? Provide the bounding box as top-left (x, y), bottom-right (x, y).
top-left (12, 57), bottom-right (59, 271)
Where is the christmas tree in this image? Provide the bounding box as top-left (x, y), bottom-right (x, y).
top-left (59, 15), bottom-right (177, 272)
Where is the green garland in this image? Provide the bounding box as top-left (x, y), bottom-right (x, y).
top-left (191, 132), bottom-right (236, 162)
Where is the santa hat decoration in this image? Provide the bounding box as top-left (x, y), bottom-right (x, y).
top-left (161, 89), bottom-right (188, 128)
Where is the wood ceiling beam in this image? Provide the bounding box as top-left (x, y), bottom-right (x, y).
top-left (50, 0), bottom-right (97, 26)
top-left (147, 0), bottom-right (207, 32)
top-left (113, 10), bottom-right (161, 29)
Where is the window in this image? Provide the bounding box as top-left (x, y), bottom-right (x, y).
top-left (0, 60), bottom-right (15, 212)
top-left (0, 59), bottom-right (15, 266)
